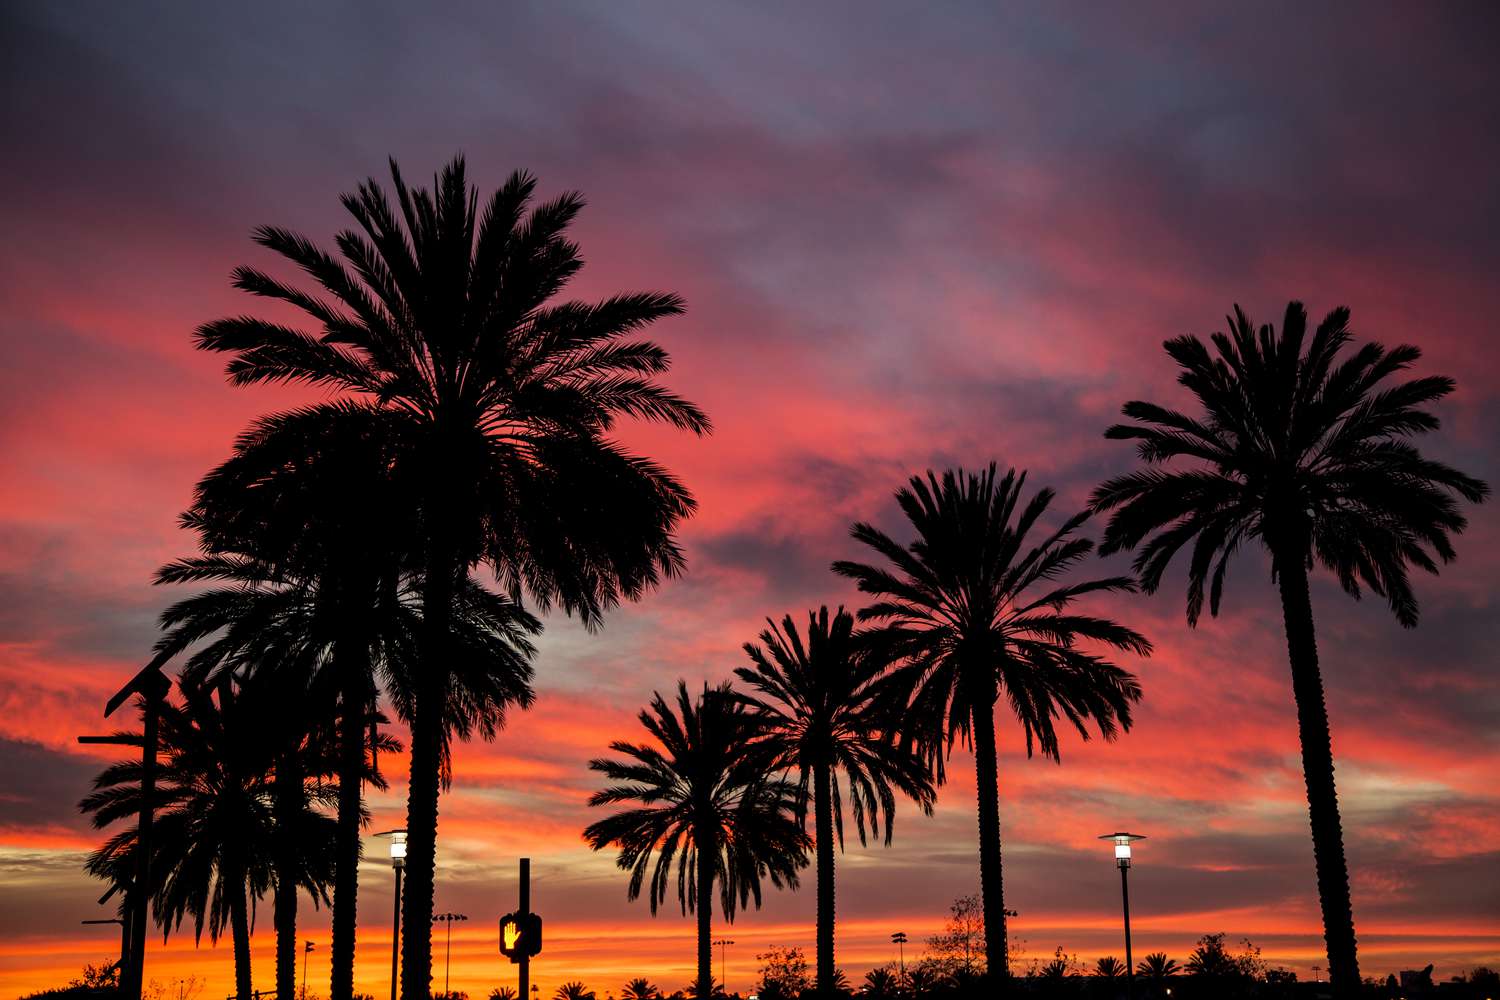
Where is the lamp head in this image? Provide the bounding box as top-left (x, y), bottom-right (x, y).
top-left (376, 829), bottom-right (407, 869)
top-left (1099, 832), bottom-right (1145, 868)
top-left (390, 832), bottom-right (406, 868)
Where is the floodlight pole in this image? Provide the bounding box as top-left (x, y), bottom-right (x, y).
top-left (712, 939), bottom-right (734, 994)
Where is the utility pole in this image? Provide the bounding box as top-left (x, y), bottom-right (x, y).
top-left (84, 662), bottom-right (171, 1000)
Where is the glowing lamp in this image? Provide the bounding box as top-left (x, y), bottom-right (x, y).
top-left (1100, 831), bottom-right (1145, 869)
top-left (389, 830), bottom-right (407, 869)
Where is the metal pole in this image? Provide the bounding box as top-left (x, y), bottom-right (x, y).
top-left (1121, 864), bottom-right (1134, 1000)
top-left (444, 920), bottom-right (452, 998)
top-left (518, 859), bottom-right (530, 1000)
top-left (126, 690), bottom-right (163, 1000)
top-left (390, 866), bottom-right (402, 1000)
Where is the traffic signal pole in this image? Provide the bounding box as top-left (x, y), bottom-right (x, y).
top-left (518, 858), bottom-right (529, 1000)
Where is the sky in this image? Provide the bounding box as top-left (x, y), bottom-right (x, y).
top-left (1, 0), bottom-right (1498, 996)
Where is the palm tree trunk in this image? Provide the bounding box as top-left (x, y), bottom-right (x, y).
top-left (274, 749), bottom-right (301, 1000)
top-left (1275, 553), bottom-right (1360, 997)
top-left (331, 680), bottom-right (367, 1000)
top-left (969, 671), bottom-right (1008, 987)
top-left (813, 762), bottom-right (836, 997)
top-left (403, 539), bottom-right (456, 1000)
top-left (696, 826), bottom-right (714, 997)
top-left (231, 875), bottom-right (254, 1000)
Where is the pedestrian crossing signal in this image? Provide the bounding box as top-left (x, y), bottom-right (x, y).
top-left (498, 911), bottom-right (542, 961)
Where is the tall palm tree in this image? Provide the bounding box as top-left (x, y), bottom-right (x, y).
top-left (162, 407), bottom-right (416, 1000)
top-left (195, 157), bottom-right (707, 1000)
top-left (833, 465), bottom-right (1149, 986)
top-left (584, 682), bottom-right (808, 997)
top-left (734, 606), bottom-right (934, 995)
top-left (155, 489), bottom-right (538, 1000)
top-left (81, 683), bottom-right (335, 999)
top-left (234, 670), bottom-right (347, 1000)
top-left (1090, 302), bottom-right (1488, 997)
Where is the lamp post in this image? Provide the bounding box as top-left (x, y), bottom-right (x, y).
top-left (712, 939), bottom-right (734, 995)
top-left (434, 913), bottom-right (468, 998)
top-left (302, 941), bottom-right (315, 999)
top-left (1100, 833), bottom-right (1144, 1000)
top-left (376, 831), bottom-right (407, 1000)
top-left (891, 932), bottom-right (907, 984)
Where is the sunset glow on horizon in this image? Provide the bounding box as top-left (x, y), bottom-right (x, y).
top-left (2, 3), bottom-right (1498, 999)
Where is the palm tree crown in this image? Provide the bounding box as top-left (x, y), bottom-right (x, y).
top-left (1092, 302), bottom-right (1487, 626)
top-left (736, 607), bottom-right (934, 846)
top-left (194, 158), bottom-right (708, 618)
top-left (833, 464), bottom-right (1149, 985)
top-left (584, 682), bottom-right (807, 995)
top-left (1137, 952), bottom-right (1179, 979)
top-left (620, 979), bottom-right (660, 1000)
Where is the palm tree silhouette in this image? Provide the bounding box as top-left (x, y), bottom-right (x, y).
top-left (1091, 303), bottom-right (1488, 997)
top-left (552, 984), bottom-right (594, 1000)
top-left (156, 414), bottom-right (414, 1000)
top-left (233, 672), bottom-right (349, 1000)
top-left (170, 401), bottom-right (417, 995)
top-left (193, 156), bottom-right (708, 999)
top-left (1094, 956), bottom-right (1125, 980)
top-left (81, 683), bottom-right (334, 999)
top-left (156, 414), bottom-right (538, 1000)
top-left (734, 606), bottom-right (933, 995)
top-left (1137, 952), bottom-right (1179, 991)
top-left (861, 967), bottom-right (899, 999)
top-left (584, 682), bottom-right (807, 997)
top-left (833, 465), bottom-right (1149, 986)
top-left (620, 979), bottom-right (660, 1000)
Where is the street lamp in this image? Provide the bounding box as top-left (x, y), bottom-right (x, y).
top-left (891, 932), bottom-right (907, 984)
top-left (712, 939), bottom-right (734, 994)
top-left (434, 912), bottom-right (468, 998)
top-left (1100, 833), bottom-right (1145, 1000)
top-left (376, 830), bottom-right (407, 1000)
